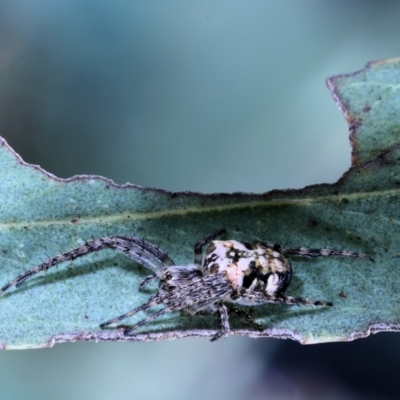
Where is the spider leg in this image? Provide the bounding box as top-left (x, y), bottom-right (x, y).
top-left (107, 236), bottom-right (175, 269)
top-left (99, 293), bottom-right (166, 328)
top-left (281, 246), bottom-right (373, 261)
top-left (193, 228), bottom-right (226, 265)
top-left (1, 239), bottom-right (111, 293)
top-left (123, 306), bottom-right (174, 335)
top-left (138, 274), bottom-right (158, 290)
top-left (182, 272), bottom-right (232, 315)
top-left (257, 242), bottom-right (373, 261)
top-left (0, 236), bottom-right (173, 295)
top-left (210, 303), bottom-right (230, 341)
top-left (237, 291), bottom-right (333, 307)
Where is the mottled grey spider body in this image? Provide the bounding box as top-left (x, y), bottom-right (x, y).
top-left (0, 229), bottom-right (373, 341)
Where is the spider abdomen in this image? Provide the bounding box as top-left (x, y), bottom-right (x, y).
top-left (203, 240), bottom-right (292, 296)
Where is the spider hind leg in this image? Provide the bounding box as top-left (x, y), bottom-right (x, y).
top-left (193, 228), bottom-right (226, 265)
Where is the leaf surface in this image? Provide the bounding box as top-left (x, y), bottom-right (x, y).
top-left (1, 59), bottom-right (400, 348)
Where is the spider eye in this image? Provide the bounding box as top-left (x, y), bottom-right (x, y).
top-left (163, 272), bottom-right (172, 281)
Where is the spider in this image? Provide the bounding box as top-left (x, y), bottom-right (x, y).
top-left (0, 228), bottom-right (373, 341)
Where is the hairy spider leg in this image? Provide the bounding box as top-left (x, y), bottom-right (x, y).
top-left (210, 304), bottom-right (230, 341)
top-left (0, 236), bottom-right (174, 294)
top-left (257, 242), bottom-right (374, 261)
top-left (99, 293), bottom-right (169, 329)
top-left (193, 228), bottom-right (226, 266)
top-left (237, 291), bottom-right (333, 307)
top-left (138, 274), bottom-right (159, 290)
top-left (123, 306), bottom-right (175, 335)
top-left (106, 294), bottom-right (191, 335)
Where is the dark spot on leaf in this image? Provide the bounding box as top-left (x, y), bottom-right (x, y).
top-left (341, 198), bottom-right (349, 205)
top-left (71, 218), bottom-right (79, 224)
top-left (339, 290), bottom-right (347, 298)
top-left (308, 218), bottom-right (318, 228)
top-left (363, 104), bottom-right (371, 113)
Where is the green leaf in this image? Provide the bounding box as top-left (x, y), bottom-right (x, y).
top-left (1, 58), bottom-right (400, 349)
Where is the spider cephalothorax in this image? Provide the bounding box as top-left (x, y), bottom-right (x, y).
top-left (0, 229), bottom-right (372, 341)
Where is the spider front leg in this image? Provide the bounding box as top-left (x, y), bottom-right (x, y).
top-left (138, 274), bottom-right (158, 290)
top-left (99, 293), bottom-right (173, 334)
top-left (0, 236), bottom-right (174, 295)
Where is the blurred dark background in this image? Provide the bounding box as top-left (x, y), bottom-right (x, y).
top-left (0, 1), bottom-right (399, 399)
